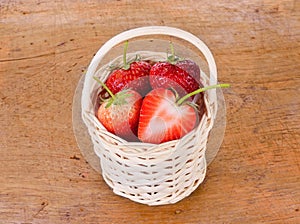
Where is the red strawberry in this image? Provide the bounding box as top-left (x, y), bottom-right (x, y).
top-left (149, 43), bottom-right (203, 96)
top-left (138, 88), bottom-right (197, 144)
top-left (106, 60), bottom-right (152, 96)
top-left (138, 84), bottom-right (230, 144)
top-left (149, 62), bottom-right (199, 97)
top-left (175, 59), bottom-right (206, 117)
top-left (104, 41), bottom-right (152, 97)
top-left (94, 77), bottom-right (142, 142)
top-left (176, 59), bottom-right (202, 86)
top-left (149, 44), bottom-right (203, 97)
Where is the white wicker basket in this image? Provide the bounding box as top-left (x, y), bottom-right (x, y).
top-left (81, 26), bottom-right (218, 206)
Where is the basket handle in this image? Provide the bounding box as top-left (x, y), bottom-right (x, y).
top-left (82, 26), bottom-right (218, 110)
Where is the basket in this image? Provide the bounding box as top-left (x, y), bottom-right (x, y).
top-left (81, 26), bottom-right (218, 206)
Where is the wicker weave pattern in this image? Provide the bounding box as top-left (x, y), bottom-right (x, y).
top-left (81, 52), bottom-right (217, 205)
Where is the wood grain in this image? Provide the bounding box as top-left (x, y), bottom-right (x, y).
top-left (1, 0), bottom-right (299, 223)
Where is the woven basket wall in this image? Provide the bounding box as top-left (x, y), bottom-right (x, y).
top-left (81, 50), bottom-right (217, 205)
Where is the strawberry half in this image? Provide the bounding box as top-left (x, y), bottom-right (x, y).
top-left (138, 84), bottom-right (230, 144)
top-left (94, 77), bottom-right (142, 142)
top-left (104, 41), bottom-right (152, 97)
top-left (138, 88), bottom-right (198, 144)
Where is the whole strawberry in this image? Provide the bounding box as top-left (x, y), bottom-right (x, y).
top-left (105, 41), bottom-right (152, 96)
top-left (138, 84), bottom-right (230, 144)
top-left (94, 77), bottom-right (142, 142)
top-left (176, 59), bottom-right (202, 86)
top-left (149, 44), bottom-right (202, 97)
top-left (149, 62), bottom-right (199, 97)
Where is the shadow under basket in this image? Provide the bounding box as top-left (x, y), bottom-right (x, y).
top-left (81, 26), bottom-right (219, 206)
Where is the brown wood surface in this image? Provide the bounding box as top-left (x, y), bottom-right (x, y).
top-left (1, 0), bottom-right (299, 223)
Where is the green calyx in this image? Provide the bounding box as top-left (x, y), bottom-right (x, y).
top-left (106, 90), bottom-right (133, 108)
top-left (176, 84), bottom-right (231, 106)
top-left (93, 76), bottom-right (132, 108)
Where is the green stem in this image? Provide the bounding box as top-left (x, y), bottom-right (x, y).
top-left (170, 42), bottom-right (175, 58)
top-left (177, 83), bottom-right (230, 105)
top-left (167, 42), bottom-right (180, 64)
top-left (123, 40), bottom-right (130, 70)
top-left (93, 76), bottom-right (115, 100)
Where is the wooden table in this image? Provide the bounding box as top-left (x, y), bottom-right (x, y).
top-left (1, 0), bottom-right (299, 223)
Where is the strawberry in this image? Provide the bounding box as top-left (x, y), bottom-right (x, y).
top-left (138, 84), bottom-right (230, 144)
top-left (149, 43), bottom-right (203, 97)
top-left (94, 77), bottom-right (142, 142)
top-left (176, 59), bottom-right (206, 117)
top-left (176, 59), bottom-right (202, 86)
top-left (138, 88), bottom-right (197, 144)
top-left (106, 61), bottom-right (151, 96)
top-left (104, 41), bottom-right (152, 97)
top-left (149, 62), bottom-right (199, 97)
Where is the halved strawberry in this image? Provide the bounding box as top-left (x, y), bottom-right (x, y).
top-left (94, 77), bottom-right (142, 142)
top-left (138, 88), bottom-right (197, 144)
top-left (138, 84), bottom-right (230, 144)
